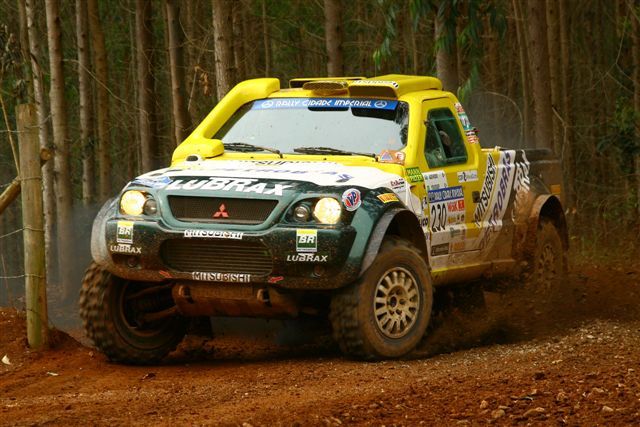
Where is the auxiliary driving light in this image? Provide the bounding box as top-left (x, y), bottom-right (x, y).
top-left (120, 190), bottom-right (147, 216)
top-left (293, 204), bottom-right (312, 222)
top-left (143, 198), bottom-right (158, 215)
top-left (313, 198), bottom-right (341, 224)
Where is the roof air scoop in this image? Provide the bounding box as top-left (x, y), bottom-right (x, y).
top-left (302, 80), bottom-right (349, 95)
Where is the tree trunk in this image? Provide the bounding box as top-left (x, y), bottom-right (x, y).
top-left (512, 0), bottom-right (533, 145)
top-left (184, 0), bottom-right (198, 120)
top-left (76, 0), bottom-right (94, 205)
top-left (434, 2), bottom-right (458, 92)
top-left (632, 3), bottom-right (640, 218)
top-left (524, 0), bottom-right (554, 150)
top-left (262, 0), bottom-right (270, 76)
top-left (546, 0), bottom-right (561, 155)
top-left (558, 0), bottom-right (575, 209)
top-left (136, 0), bottom-right (158, 172)
top-left (45, 0), bottom-right (74, 301)
top-left (165, 0), bottom-right (192, 145)
top-left (25, 0), bottom-right (56, 284)
top-left (212, 0), bottom-right (235, 99)
top-left (324, 0), bottom-right (344, 76)
top-left (16, 0), bottom-right (33, 101)
top-left (233, 1), bottom-right (246, 81)
top-left (87, 0), bottom-right (111, 201)
top-left (486, 18), bottom-right (502, 146)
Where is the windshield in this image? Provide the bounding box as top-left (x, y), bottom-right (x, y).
top-left (214, 98), bottom-right (409, 155)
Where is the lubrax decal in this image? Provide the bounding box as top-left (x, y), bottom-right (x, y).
top-left (183, 230), bottom-right (243, 239)
top-left (287, 253), bottom-right (328, 262)
top-left (166, 178), bottom-right (292, 196)
top-left (109, 244), bottom-right (141, 254)
top-left (192, 272), bottom-right (251, 282)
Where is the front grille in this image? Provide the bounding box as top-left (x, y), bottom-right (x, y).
top-left (167, 196), bottom-right (278, 224)
top-left (161, 239), bottom-right (273, 275)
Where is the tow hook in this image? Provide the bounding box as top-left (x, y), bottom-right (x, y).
top-left (257, 288), bottom-right (272, 307)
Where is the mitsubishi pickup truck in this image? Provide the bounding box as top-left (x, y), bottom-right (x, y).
top-left (80, 75), bottom-right (567, 364)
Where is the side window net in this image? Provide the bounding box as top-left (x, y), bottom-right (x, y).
top-left (424, 108), bottom-right (467, 168)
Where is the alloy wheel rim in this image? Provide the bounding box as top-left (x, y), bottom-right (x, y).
top-left (535, 243), bottom-right (557, 293)
top-left (373, 267), bottom-right (420, 339)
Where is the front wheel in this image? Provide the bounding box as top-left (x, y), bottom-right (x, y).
top-left (330, 237), bottom-right (432, 359)
top-left (79, 262), bottom-right (187, 364)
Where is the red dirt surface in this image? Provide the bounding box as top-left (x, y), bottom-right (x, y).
top-left (2, 262), bottom-right (640, 426)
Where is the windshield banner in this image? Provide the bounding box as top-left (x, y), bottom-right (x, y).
top-left (252, 98), bottom-right (398, 111)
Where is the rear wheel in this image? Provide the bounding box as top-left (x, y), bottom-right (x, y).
top-left (79, 262), bottom-right (187, 364)
top-left (525, 218), bottom-right (565, 301)
top-left (330, 237), bottom-right (432, 359)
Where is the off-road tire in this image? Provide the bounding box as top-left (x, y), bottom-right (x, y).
top-left (329, 236), bottom-right (432, 359)
top-left (79, 262), bottom-right (187, 365)
top-left (524, 218), bottom-right (565, 302)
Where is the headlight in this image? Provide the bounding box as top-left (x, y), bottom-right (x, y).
top-left (313, 198), bottom-right (341, 224)
top-left (120, 190), bottom-right (147, 215)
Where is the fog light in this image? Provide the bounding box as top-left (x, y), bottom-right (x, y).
top-left (293, 204), bottom-right (311, 222)
top-left (143, 198), bottom-right (158, 215)
top-left (126, 256), bottom-right (139, 268)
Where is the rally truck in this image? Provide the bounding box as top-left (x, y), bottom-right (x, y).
top-left (79, 75), bottom-right (567, 364)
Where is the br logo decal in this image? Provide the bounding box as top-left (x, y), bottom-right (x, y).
top-left (296, 229), bottom-right (317, 252)
top-left (341, 188), bottom-right (361, 211)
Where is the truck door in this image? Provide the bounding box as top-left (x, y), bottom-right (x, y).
top-left (418, 99), bottom-right (482, 271)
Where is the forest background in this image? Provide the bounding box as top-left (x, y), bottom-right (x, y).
top-left (0, 0), bottom-right (638, 308)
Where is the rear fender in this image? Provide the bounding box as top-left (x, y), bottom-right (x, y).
top-left (515, 194), bottom-right (567, 268)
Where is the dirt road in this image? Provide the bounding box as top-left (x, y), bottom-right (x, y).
top-left (2, 262), bottom-right (640, 426)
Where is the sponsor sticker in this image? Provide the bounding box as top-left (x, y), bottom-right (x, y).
top-left (268, 276), bottom-right (284, 284)
top-left (476, 151), bottom-right (517, 251)
top-left (192, 272), bottom-right (251, 282)
top-left (351, 79), bottom-right (400, 88)
top-left (428, 186), bottom-right (466, 231)
top-left (389, 178), bottom-right (406, 191)
top-left (455, 103), bottom-right (473, 131)
top-left (166, 178), bottom-right (292, 196)
top-left (431, 243), bottom-right (449, 256)
top-left (109, 244), bottom-right (141, 255)
top-left (378, 150), bottom-right (405, 165)
top-left (406, 167), bottom-right (424, 184)
top-left (130, 176), bottom-right (172, 189)
top-left (286, 253), bottom-right (329, 262)
top-left (341, 188), bottom-right (362, 211)
top-left (424, 170), bottom-right (448, 190)
top-left (296, 229), bottom-right (317, 253)
top-left (457, 170), bottom-right (478, 183)
top-left (116, 221), bottom-right (134, 244)
top-left (467, 133), bottom-right (479, 144)
top-left (252, 98), bottom-right (399, 110)
top-left (474, 155), bottom-right (498, 227)
top-left (183, 230), bottom-right (243, 239)
top-left (377, 193), bottom-right (399, 203)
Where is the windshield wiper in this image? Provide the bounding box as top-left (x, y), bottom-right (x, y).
top-left (223, 142), bottom-right (283, 158)
top-left (293, 146), bottom-right (376, 158)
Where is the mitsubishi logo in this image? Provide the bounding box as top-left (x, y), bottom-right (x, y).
top-left (213, 203), bottom-right (229, 218)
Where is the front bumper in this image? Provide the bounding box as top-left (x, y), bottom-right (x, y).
top-left (102, 218), bottom-right (359, 289)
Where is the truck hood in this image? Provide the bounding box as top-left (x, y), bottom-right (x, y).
top-left (131, 159), bottom-right (405, 190)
